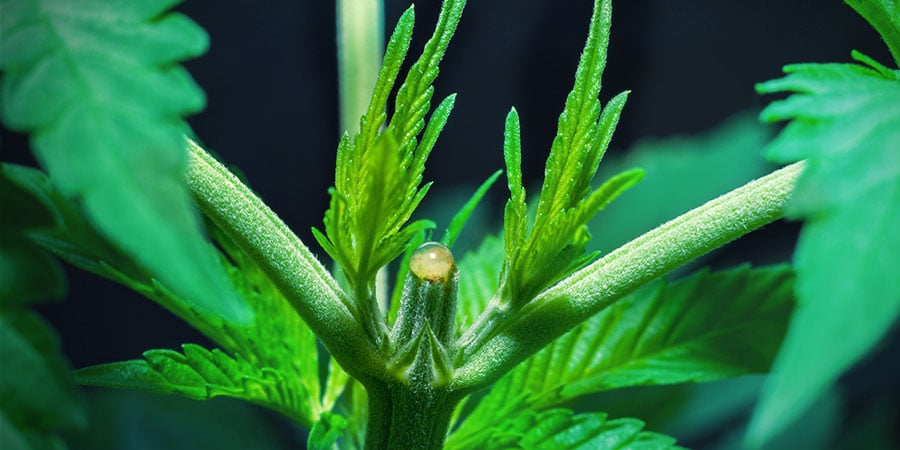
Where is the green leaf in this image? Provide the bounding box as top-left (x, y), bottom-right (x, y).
top-left (0, 0), bottom-right (250, 324)
top-left (455, 233), bottom-right (504, 332)
top-left (308, 412), bottom-right (350, 450)
top-left (0, 165), bottom-right (68, 307)
top-left (0, 310), bottom-right (86, 448)
top-left (314, 0), bottom-right (467, 299)
top-left (74, 343), bottom-right (319, 429)
top-left (448, 408), bottom-right (682, 450)
top-left (749, 52), bottom-right (900, 445)
top-left (501, 0), bottom-right (641, 305)
top-left (75, 226), bottom-right (326, 428)
top-left (843, 0), bottom-right (900, 66)
top-left (591, 112), bottom-right (775, 251)
top-left (451, 266), bottom-right (794, 445)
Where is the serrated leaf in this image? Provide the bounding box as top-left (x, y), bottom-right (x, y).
top-left (448, 408), bottom-right (682, 450)
top-left (0, 0), bottom-right (250, 324)
top-left (501, 0), bottom-right (639, 306)
top-left (749, 51), bottom-right (900, 445)
top-left (14, 172), bottom-right (327, 429)
top-left (451, 266), bottom-right (794, 445)
top-left (315, 0), bottom-right (466, 300)
top-left (591, 112), bottom-right (775, 251)
top-left (456, 234), bottom-right (505, 331)
top-left (843, 0), bottom-right (900, 66)
top-left (75, 343), bottom-right (318, 429)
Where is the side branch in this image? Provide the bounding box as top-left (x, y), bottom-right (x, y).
top-left (454, 161), bottom-right (805, 391)
top-left (185, 141), bottom-right (384, 379)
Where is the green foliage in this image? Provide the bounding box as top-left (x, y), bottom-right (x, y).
top-left (70, 221), bottom-right (335, 429)
top-left (0, 0), bottom-right (250, 324)
top-left (501, 0), bottom-right (643, 305)
top-left (749, 15), bottom-right (900, 443)
top-left (449, 409), bottom-right (682, 450)
top-left (0, 166), bottom-right (84, 449)
top-left (844, 0), bottom-right (900, 65)
top-left (449, 265), bottom-right (794, 446)
top-left (313, 0), bottom-right (467, 302)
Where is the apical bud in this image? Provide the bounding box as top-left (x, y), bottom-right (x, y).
top-left (392, 242), bottom-right (459, 350)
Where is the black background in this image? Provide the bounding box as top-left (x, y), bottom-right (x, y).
top-left (2, 0), bottom-right (897, 447)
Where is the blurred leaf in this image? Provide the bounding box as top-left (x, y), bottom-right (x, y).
top-left (591, 111), bottom-right (774, 251)
top-left (455, 234), bottom-right (504, 331)
top-left (450, 265), bottom-right (794, 445)
top-left (448, 408), bottom-right (682, 450)
top-left (0, 0), bottom-right (251, 324)
top-left (749, 51), bottom-right (900, 445)
top-left (308, 413), bottom-right (349, 450)
top-left (0, 165), bottom-right (83, 449)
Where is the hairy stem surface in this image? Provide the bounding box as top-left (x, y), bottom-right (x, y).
top-left (185, 141), bottom-right (385, 380)
top-left (454, 161), bottom-right (806, 390)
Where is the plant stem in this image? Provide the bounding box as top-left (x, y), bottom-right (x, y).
top-left (337, 0), bottom-right (384, 134)
top-left (184, 140), bottom-right (385, 381)
top-left (364, 381), bottom-right (459, 450)
top-left (454, 161), bottom-right (806, 391)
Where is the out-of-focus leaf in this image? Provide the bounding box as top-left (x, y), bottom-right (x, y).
top-left (455, 234), bottom-right (504, 331)
top-left (0, 164), bottom-right (83, 449)
top-left (308, 413), bottom-right (349, 450)
top-left (0, 0), bottom-right (251, 324)
top-left (749, 51), bottom-right (900, 445)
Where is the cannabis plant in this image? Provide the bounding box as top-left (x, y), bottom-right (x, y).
top-left (1, 0), bottom-right (898, 448)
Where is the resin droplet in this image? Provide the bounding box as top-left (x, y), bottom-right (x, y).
top-left (410, 242), bottom-right (456, 282)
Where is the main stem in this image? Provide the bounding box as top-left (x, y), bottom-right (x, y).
top-left (364, 381), bottom-right (459, 450)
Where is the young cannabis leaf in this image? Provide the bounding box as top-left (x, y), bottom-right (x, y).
top-left (312, 0), bottom-right (466, 330)
top-left (449, 262), bottom-right (793, 446)
top-left (748, 1), bottom-right (900, 443)
top-left (0, 0), bottom-right (250, 323)
top-left (499, 0), bottom-right (642, 307)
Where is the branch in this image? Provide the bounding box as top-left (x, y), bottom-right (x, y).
top-left (185, 141), bottom-right (385, 379)
top-left (453, 161), bottom-right (805, 391)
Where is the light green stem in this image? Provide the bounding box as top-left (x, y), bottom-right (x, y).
top-left (337, 0), bottom-right (384, 134)
top-left (184, 141), bottom-right (385, 380)
top-left (453, 161), bottom-right (806, 391)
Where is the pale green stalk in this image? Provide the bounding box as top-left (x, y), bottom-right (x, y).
top-left (337, 0), bottom-right (384, 133)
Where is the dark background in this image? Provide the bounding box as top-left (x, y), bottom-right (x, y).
top-left (3, 0), bottom-right (897, 448)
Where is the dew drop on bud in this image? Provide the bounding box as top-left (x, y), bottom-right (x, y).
top-left (410, 242), bottom-right (456, 282)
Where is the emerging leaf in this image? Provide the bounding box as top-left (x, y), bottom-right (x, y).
top-left (749, 48), bottom-right (900, 445)
top-left (451, 265), bottom-right (794, 445)
top-left (500, 0), bottom-right (642, 306)
top-left (314, 0), bottom-right (467, 309)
